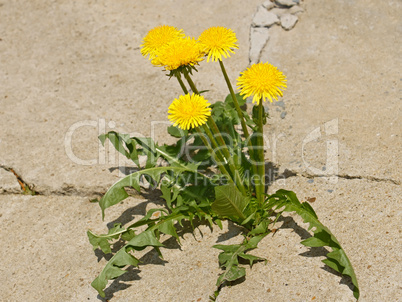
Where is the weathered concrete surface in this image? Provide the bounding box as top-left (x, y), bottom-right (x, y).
top-left (0, 0), bottom-right (401, 301)
top-left (217, 177), bottom-right (402, 301)
top-left (0, 179), bottom-right (400, 301)
top-left (0, 167), bottom-right (21, 193)
top-left (260, 0), bottom-right (401, 184)
top-left (0, 194), bottom-right (230, 301)
top-left (0, 0), bottom-right (262, 196)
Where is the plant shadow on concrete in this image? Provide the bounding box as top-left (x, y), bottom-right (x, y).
top-left (87, 26), bottom-right (359, 300)
top-left (280, 216), bottom-right (356, 293)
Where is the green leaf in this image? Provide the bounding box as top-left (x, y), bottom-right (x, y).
top-left (99, 166), bottom-right (194, 219)
top-left (156, 144), bottom-right (198, 171)
top-left (248, 220), bottom-right (269, 236)
top-left (133, 137), bottom-right (158, 168)
top-left (99, 132), bottom-right (140, 167)
top-left (158, 219), bottom-right (179, 241)
top-left (224, 92), bottom-right (246, 107)
top-left (91, 230), bottom-right (164, 297)
top-left (267, 190), bottom-right (360, 299)
top-left (301, 236), bottom-right (328, 247)
top-left (211, 183), bottom-right (248, 220)
top-left (217, 266), bottom-right (246, 285)
top-left (167, 125), bottom-right (188, 138)
top-left (238, 253), bottom-right (265, 266)
top-left (87, 223), bottom-right (126, 254)
top-left (213, 234), bottom-right (267, 286)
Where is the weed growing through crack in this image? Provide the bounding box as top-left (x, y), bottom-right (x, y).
top-left (87, 25), bottom-right (359, 300)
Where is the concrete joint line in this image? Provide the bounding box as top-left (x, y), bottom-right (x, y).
top-left (285, 169), bottom-right (400, 186)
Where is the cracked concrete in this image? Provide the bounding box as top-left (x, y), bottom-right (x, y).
top-left (0, 0), bottom-right (401, 301)
top-left (259, 0), bottom-right (401, 184)
top-left (216, 177), bottom-right (401, 301)
top-left (0, 177), bottom-right (400, 301)
top-left (287, 170), bottom-right (401, 186)
top-left (0, 166), bottom-right (21, 194)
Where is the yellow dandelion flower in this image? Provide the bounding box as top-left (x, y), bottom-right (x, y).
top-left (168, 94), bottom-right (212, 130)
top-left (140, 25), bottom-right (185, 60)
top-left (237, 62), bottom-right (287, 104)
top-left (152, 37), bottom-right (204, 71)
top-left (198, 26), bottom-right (239, 62)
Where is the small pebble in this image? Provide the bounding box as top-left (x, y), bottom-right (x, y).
top-left (252, 5), bottom-right (280, 27)
top-left (327, 189), bottom-right (334, 193)
top-left (280, 13), bottom-right (298, 30)
top-left (307, 179), bottom-right (314, 183)
top-left (280, 111), bottom-right (287, 119)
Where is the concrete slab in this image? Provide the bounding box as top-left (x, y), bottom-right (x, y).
top-left (0, 0), bottom-right (262, 195)
top-left (0, 0), bottom-right (401, 301)
top-left (0, 194), bottom-right (235, 301)
top-left (0, 167), bottom-right (21, 193)
top-left (259, 0), bottom-right (401, 183)
top-left (217, 176), bottom-right (401, 301)
top-left (0, 178), bottom-right (400, 301)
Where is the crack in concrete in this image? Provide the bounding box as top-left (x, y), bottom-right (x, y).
top-left (0, 166), bottom-right (398, 198)
top-left (0, 165), bottom-right (38, 195)
top-left (284, 169), bottom-right (401, 185)
top-left (46, 188), bottom-right (105, 198)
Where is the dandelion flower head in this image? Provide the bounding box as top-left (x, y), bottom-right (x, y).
top-left (198, 26), bottom-right (239, 62)
top-left (237, 62), bottom-right (287, 104)
top-left (152, 37), bottom-right (204, 71)
top-left (168, 94), bottom-right (212, 130)
top-left (140, 25), bottom-right (185, 60)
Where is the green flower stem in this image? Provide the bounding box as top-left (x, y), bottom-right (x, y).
top-left (182, 68), bottom-right (246, 195)
top-left (256, 100), bottom-right (265, 205)
top-left (175, 73), bottom-right (189, 94)
top-left (202, 123), bottom-right (229, 169)
top-left (207, 118), bottom-right (247, 196)
top-left (183, 69), bottom-right (199, 94)
top-left (218, 59), bottom-right (250, 139)
top-left (218, 60), bottom-right (260, 195)
top-left (195, 127), bottom-right (234, 185)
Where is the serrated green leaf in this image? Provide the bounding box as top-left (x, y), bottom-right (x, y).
top-left (91, 247), bottom-right (139, 298)
top-left (301, 236), bottom-right (328, 247)
top-left (213, 244), bottom-right (241, 253)
top-left (99, 166), bottom-right (194, 219)
top-left (218, 251), bottom-right (235, 266)
top-left (158, 219), bottom-right (179, 241)
top-left (248, 220), bottom-right (269, 236)
top-left (211, 183), bottom-right (248, 220)
top-left (217, 266), bottom-right (246, 284)
top-left (267, 189), bottom-right (359, 299)
top-left (322, 258), bottom-right (343, 274)
top-left (121, 229), bottom-right (136, 241)
top-left (238, 253), bottom-right (265, 266)
top-left (91, 230), bottom-right (163, 297)
top-left (214, 234), bottom-right (267, 286)
top-left (127, 230), bottom-right (164, 248)
top-left (87, 223), bottom-right (126, 254)
top-left (244, 234), bottom-right (267, 249)
top-left (99, 132), bottom-right (140, 167)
